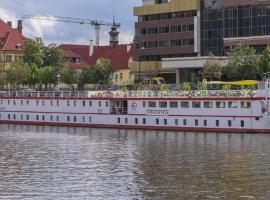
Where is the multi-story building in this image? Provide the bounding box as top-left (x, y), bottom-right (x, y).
top-left (59, 41), bottom-right (136, 85)
top-left (0, 20), bottom-right (24, 70)
top-left (135, 0), bottom-right (270, 83)
top-left (133, 0), bottom-right (201, 83)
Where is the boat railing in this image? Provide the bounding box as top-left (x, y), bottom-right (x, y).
top-left (0, 89), bottom-right (258, 98)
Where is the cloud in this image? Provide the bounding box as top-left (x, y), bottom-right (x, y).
top-left (0, 7), bottom-right (17, 24)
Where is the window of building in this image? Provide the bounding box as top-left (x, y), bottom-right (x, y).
top-left (181, 101), bottom-right (189, 108)
top-left (148, 101), bottom-right (157, 108)
top-left (228, 101), bottom-right (238, 108)
top-left (115, 74), bottom-right (118, 81)
top-left (120, 73), bottom-right (123, 80)
top-left (216, 101), bottom-right (225, 108)
top-left (5, 55), bottom-right (12, 63)
top-left (204, 102), bottom-right (213, 108)
top-left (159, 101), bottom-right (167, 108)
top-left (192, 101), bottom-right (201, 108)
top-left (170, 101), bottom-right (178, 108)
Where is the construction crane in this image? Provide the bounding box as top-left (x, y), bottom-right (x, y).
top-left (21, 15), bottom-right (121, 46)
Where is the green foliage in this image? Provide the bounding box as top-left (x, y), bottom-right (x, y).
top-left (182, 82), bottom-right (191, 92)
top-left (222, 84), bottom-right (231, 91)
top-left (198, 81), bottom-right (207, 90)
top-left (258, 45), bottom-right (270, 78)
top-left (26, 64), bottom-right (40, 86)
top-left (6, 61), bottom-right (28, 87)
top-left (223, 44), bottom-right (259, 80)
top-left (202, 54), bottom-right (222, 80)
top-left (23, 38), bottom-right (45, 67)
top-left (44, 44), bottom-right (66, 68)
top-left (39, 66), bottom-right (56, 85)
top-left (60, 67), bottom-right (80, 85)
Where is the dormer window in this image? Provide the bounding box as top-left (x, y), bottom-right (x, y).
top-left (16, 43), bottom-right (22, 50)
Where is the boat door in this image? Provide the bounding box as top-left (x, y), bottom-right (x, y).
top-left (110, 100), bottom-right (128, 115)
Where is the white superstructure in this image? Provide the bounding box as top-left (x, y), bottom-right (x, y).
top-left (0, 80), bottom-right (270, 133)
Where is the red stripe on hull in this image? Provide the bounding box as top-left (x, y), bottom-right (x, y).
top-left (1, 120), bottom-right (270, 134)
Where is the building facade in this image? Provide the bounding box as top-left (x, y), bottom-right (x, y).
top-left (0, 20), bottom-right (24, 70)
top-left (59, 42), bottom-right (136, 85)
top-left (134, 0), bottom-right (270, 83)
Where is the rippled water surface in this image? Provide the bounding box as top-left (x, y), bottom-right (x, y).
top-left (0, 124), bottom-right (270, 199)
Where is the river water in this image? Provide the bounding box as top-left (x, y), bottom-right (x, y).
top-left (0, 124), bottom-right (270, 200)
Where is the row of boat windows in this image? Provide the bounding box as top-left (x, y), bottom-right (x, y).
top-left (0, 100), bottom-right (109, 107)
top-left (143, 101), bottom-right (251, 109)
top-left (117, 117), bottom-right (246, 128)
top-left (5, 114), bottom-right (92, 123)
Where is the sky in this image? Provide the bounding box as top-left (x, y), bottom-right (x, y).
top-left (0, 0), bottom-right (141, 45)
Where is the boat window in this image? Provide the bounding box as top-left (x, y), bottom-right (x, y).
top-left (74, 116), bottom-right (77, 122)
top-left (117, 118), bottom-right (121, 124)
top-left (216, 120), bottom-right (219, 127)
top-left (181, 101), bottom-right (189, 108)
top-left (56, 116), bottom-right (59, 121)
top-left (74, 101), bottom-right (77, 107)
top-left (36, 115), bottom-right (39, 121)
top-left (204, 120), bottom-right (207, 126)
top-left (89, 101), bottom-right (92, 106)
top-left (192, 101), bottom-right (201, 108)
top-left (21, 100), bottom-right (23, 105)
top-left (20, 114), bottom-right (23, 120)
top-left (57, 101), bottom-right (59, 106)
top-left (164, 119), bottom-right (167, 125)
top-left (175, 119), bottom-right (178, 125)
top-left (228, 120), bottom-right (232, 127)
top-left (42, 100), bottom-right (45, 106)
top-left (13, 114), bottom-right (16, 120)
top-left (50, 116), bottom-right (53, 121)
top-left (105, 101), bottom-right (109, 107)
top-left (27, 115), bottom-right (29, 120)
top-left (8, 114), bottom-right (10, 119)
top-left (143, 101), bottom-right (146, 107)
top-left (36, 100), bottom-right (39, 106)
top-left (241, 102), bottom-right (251, 108)
top-left (98, 101), bottom-right (102, 107)
top-left (241, 120), bottom-right (245, 127)
top-left (135, 118), bottom-right (138, 124)
top-left (42, 115), bottom-right (45, 121)
top-left (125, 118), bottom-right (128, 124)
top-left (89, 117), bottom-right (92, 123)
top-left (50, 100), bottom-right (53, 106)
top-left (82, 101), bottom-right (86, 107)
top-left (13, 100), bottom-right (16, 105)
top-left (183, 119), bottom-right (187, 126)
top-left (228, 101), bottom-right (238, 108)
top-left (195, 119), bottom-right (199, 126)
top-left (159, 101), bottom-right (167, 108)
top-left (67, 100), bottom-right (70, 106)
top-left (156, 118), bottom-right (159, 125)
top-left (170, 101), bottom-right (178, 108)
top-left (216, 101), bottom-right (225, 108)
top-left (82, 116), bottom-right (85, 122)
top-left (204, 102), bottom-right (213, 108)
top-left (143, 118), bottom-right (146, 124)
top-left (148, 101), bottom-right (157, 108)
top-left (67, 116), bottom-right (70, 122)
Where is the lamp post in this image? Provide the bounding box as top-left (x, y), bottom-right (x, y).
top-left (56, 74), bottom-right (60, 90)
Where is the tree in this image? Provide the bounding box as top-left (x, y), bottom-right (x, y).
top-left (44, 44), bottom-right (66, 69)
top-left (94, 58), bottom-right (115, 85)
top-left (202, 54), bottom-right (222, 80)
top-left (60, 66), bottom-right (79, 85)
top-left (26, 63), bottom-right (41, 87)
top-left (23, 37), bottom-right (45, 67)
top-left (258, 45), bottom-right (270, 78)
top-left (39, 66), bottom-right (57, 89)
top-left (223, 44), bottom-right (259, 80)
top-left (6, 61), bottom-right (27, 88)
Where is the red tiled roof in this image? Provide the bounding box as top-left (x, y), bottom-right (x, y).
top-left (59, 43), bottom-right (136, 70)
top-left (0, 19), bottom-right (24, 51)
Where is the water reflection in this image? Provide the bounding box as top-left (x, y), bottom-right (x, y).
top-left (0, 124), bottom-right (270, 199)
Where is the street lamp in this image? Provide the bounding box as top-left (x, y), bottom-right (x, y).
top-left (56, 74), bottom-right (60, 90)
